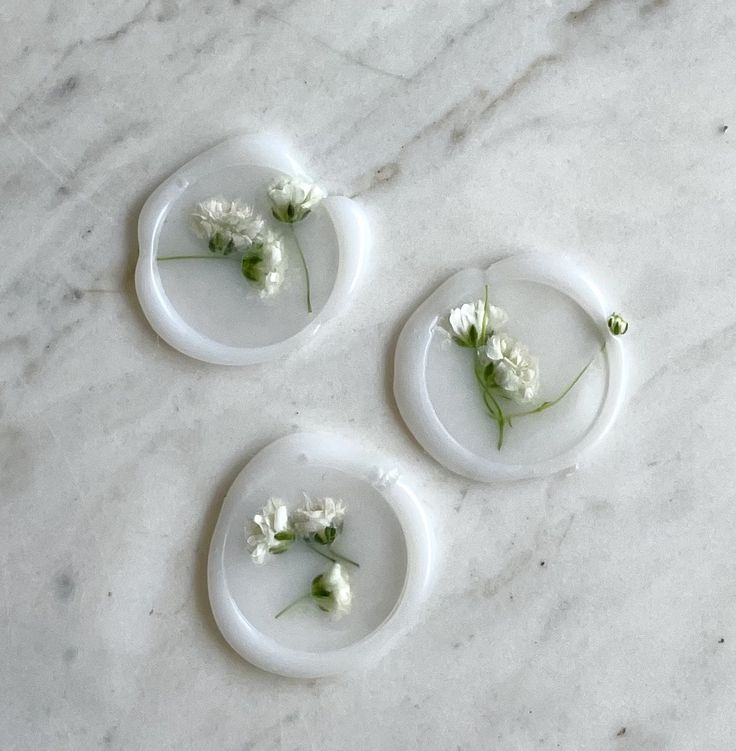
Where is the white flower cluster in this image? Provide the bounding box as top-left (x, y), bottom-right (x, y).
top-left (245, 494), bottom-right (356, 621)
top-left (447, 292), bottom-right (540, 404)
top-left (267, 176), bottom-right (326, 224)
top-left (483, 333), bottom-right (539, 404)
top-left (190, 198), bottom-right (264, 254)
top-left (190, 198), bottom-right (287, 297)
top-left (311, 563), bottom-right (352, 619)
top-left (241, 230), bottom-right (289, 299)
top-left (449, 300), bottom-right (508, 349)
top-left (245, 497), bottom-right (293, 564)
top-left (294, 495), bottom-right (345, 544)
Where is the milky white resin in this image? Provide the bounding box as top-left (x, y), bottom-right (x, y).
top-left (136, 134), bottom-right (368, 365)
top-left (394, 254), bottom-right (627, 482)
top-left (207, 433), bottom-right (434, 678)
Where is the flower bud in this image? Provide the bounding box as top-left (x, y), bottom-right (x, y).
top-left (311, 563), bottom-right (352, 619)
top-left (607, 312), bottom-right (629, 336)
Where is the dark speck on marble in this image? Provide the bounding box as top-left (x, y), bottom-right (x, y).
top-left (53, 571), bottom-right (76, 602)
top-left (616, 727), bottom-right (626, 736)
top-left (63, 646), bottom-right (78, 663)
top-left (52, 75), bottom-right (79, 99)
top-left (451, 125), bottom-right (467, 143)
top-left (718, 637), bottom-right (725, 643)
top-left (720, 124), bottom-right (728, 133)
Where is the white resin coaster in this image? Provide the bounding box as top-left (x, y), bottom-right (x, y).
top-left (394, 254), bottom-right (627, 482)
top-left (135, 134), bottom-right (368, 365)
top-left (208, 433), bottom-right (434, 678)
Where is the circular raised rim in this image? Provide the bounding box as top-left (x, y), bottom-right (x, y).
top-left (135, 134), bottom-right (369, 365)
top-left (394, 254), bottom-right (627, 482)
top-left (207, 432), bottom-right (434, 678)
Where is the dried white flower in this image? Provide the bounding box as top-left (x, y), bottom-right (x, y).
top-left (294, 495), bottom-right (346, 545)
top-left (190, 198), bottom-right (265, 255)
top-left (267, 175), bottom-right (326, 224)
top-left (483, 333), bottom-right (540, 404)
top-left (448, 299), bottom-right (507, 348)
top-left (311, 563), bottom-right (352, 619)
top-left (245, 497), bottom-right (294, 564)
top-left (241, 230), bottom-right (288, 297)
top-left (607, 312), bottom-right (629, 336)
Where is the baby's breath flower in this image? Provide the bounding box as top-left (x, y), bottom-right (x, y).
top-left (241, 230), bottom-right (288, 297)
top-left (267, 176), bottom-right (326, 224)
top-left (245, 497), bottom-right (294, 564)
top-left (190, 198), bottom-right (264, 255)
top-left (607, 312), bottom-right (629, 336)
top-left (294, 495), bottom-right (346, 545)
top-left (448, 298), bottom-right (508, 348)
top-left (483, 333), bottom-right (540, 404)
top-left (311, 563), bottom-right (352, 619)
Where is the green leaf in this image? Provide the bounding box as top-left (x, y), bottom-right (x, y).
top-left (324, 526), bottom-right (337, 544)
top-left (274, 531), bottom-right (294, 541)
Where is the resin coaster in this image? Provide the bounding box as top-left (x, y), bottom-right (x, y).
top-left (208, 433), bottom-right (434, 678)
top-left (135, 134), bottom-right (368, 365)
top-left (394, 254), bottom-right (627, 482)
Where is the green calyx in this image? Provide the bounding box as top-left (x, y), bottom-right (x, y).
top-left (241, 250), bottom-right (264, 282)
top-left (208, 232), bottom-right (235, 256)
top-left (313, 526), bottom-right (337, 545)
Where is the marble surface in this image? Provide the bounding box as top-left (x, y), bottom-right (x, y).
top-left (2, 0), bottom-right (736, 748)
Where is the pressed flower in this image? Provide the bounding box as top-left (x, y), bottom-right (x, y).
top-left (241, 230), bottom-right (288, 297)
top-left (311, 563), bottom-right (352, 619)
top-left (294, 495), bottom-right (346, 545)
top-left (267, 176), bottom-right (326, 224)
top-left (190, 198), bottom-right (264, 255)
top-left (483, 333), bottom-right (540, 404)
top-left (607, 312), bottom-right (629, 336)
top-left (245, 497), bottom-right (294, 564)
top-left (266, 175), bottom-right (325, 313)
top-left (448, 295), bottom-right (507, 349)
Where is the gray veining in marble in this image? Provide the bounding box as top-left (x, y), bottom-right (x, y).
top-left (2, 0), bottom-right (736, 748)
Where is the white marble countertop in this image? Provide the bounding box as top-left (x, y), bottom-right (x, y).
top-left (3, 0), bottom-right (736, 748)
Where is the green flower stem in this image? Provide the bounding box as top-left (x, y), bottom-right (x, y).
top-left (274, 593), bottom-right (311, 619)
top-left (156, 255), bottom-right (240, 261)
top-left (474, 361), bottom-right (508, 450)
top-left (305, 541), bottom-right (360, 568)
top-left (292, 231), bottom-right (312, 314)
top-left (508, 342), bottom-right (606, 419)
top-left (481, 285), bottom-right (489, 341)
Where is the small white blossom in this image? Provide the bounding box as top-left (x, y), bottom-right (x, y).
top-left (245, 497), bottom-right (294, 564)
top-left (241, 230), bottom-right (288, 297)
top-left (448, 299), bottom-right (508, 348)
top-left (607, 312), bottom-right (629, 336)
top-left (311, 563), bottom-right (352, 619)
top-left (190, 198), bottom-right (264, 254)
top-left (267, 175), bottom-right (326, 223)
top-left (294, 495), bottom-right (346, 544)
top-left (483, 333), bottom-right (540, 404)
